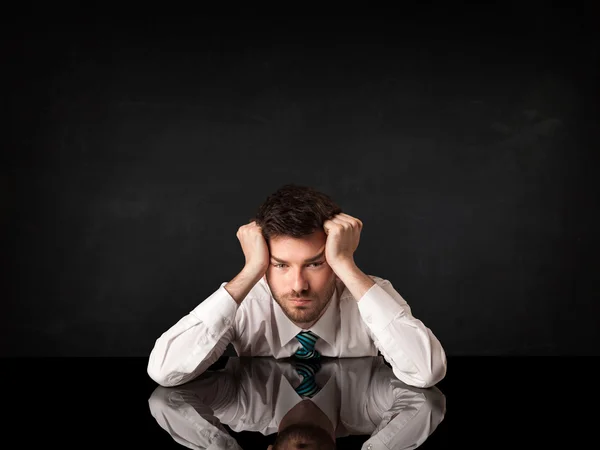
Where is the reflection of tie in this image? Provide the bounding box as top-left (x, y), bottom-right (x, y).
top-left (294, 331), bottom-right (321, 359)
top-left (292, 358), bottom-right (322, 398)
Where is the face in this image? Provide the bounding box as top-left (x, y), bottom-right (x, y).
top-left (265, 230), bottom-right (337, 328)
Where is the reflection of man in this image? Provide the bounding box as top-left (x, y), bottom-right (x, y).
top-left (148, 184), bottom-right (447, 389)
top-left (148, 356), bottom-right (446, 450)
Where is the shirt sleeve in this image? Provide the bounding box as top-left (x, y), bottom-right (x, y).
top-left (362, 365), bottom-right (447, 450)
top-left (147, 283), bottom-right (243, 387)
top-left (148, 371), bottom-right (243, 450)
top-left (357, 280), bottom-right (448, 387)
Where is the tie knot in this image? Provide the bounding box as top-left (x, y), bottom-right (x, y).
top-left (294, 331), bottom-right (320, 359)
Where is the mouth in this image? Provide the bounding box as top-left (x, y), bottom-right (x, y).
top-left (290, 298), bottom-right (312, 304)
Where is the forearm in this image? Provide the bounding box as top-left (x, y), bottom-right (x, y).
top-left (331, 260), bottom-right (375, 301)
top-left (365, 379), bottom-right (446, 450)
top-left (149, 383), bottom-right (243, 450)
top-left (147, 285), bottom-right (240, 386)
top-left (356, 280), bottom-right (447, 388)
top-left (224, 267), bottom-right (264, 305)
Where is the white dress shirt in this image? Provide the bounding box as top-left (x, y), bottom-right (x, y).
top-left (147, 275), bottom-right (447, 388)
top-left (148, 356), bottom-right (446, 450)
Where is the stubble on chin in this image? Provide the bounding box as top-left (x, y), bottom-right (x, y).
top-left (271, 279), bottom-right (337, 324)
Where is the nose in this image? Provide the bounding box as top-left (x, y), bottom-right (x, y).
top-left (291, 268), bottom-right (309, 294)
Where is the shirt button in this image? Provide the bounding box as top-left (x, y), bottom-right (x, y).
top-left (367, 444), bottom-right (373, 450)
top-left (223, 317), bottom-right (231, 326)
top-left (365, 315), bottom-right (372, 323)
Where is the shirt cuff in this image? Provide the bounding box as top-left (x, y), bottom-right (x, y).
top-left (189, 283), bottom-right (239, 333)
top-left (357, 283), bottom-right (406, 332)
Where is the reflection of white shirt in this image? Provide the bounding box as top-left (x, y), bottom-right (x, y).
top-left (147, 276), bottom-right (447, 388)
top-left (148, 356), bottom-right (446, 450)
top-left (271, 360), bottom-right (340, 436)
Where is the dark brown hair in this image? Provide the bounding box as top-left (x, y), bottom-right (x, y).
top-left (254, 184), bottom-right (342, 241)
top-left (272, 423), bottom-right (336, 450)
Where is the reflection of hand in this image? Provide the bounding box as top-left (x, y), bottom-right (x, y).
top-left (323, 213), bottom-right (363, 272)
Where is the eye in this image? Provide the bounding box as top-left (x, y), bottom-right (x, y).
top-left (273, 263), bottom-right (287, 269)
top-left (308, 262), bottom-right (324, 268)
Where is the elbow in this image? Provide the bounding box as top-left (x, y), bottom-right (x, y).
top-left (416, 342), bottom-right (448, 388)
top-left (419, 353), bottom-right (447, 388)
top-left (147, 366), bottom-right (170, 387)
top-left (398, 356), bottom-right (447, 389)
top-left (147, 361), bottom-right (184, 388)
top-left (419, 361), bottom-right (447, 388)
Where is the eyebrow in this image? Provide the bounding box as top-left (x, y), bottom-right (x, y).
top-left (271, 251), bottom-right (325, 264)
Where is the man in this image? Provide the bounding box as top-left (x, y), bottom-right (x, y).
top-left (148, 356), bottom-right (447, 450)
top-left (147, 184), bottom-right (447, 388)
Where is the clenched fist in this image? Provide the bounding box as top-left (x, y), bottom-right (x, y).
top-left (323, 213), bottom-right (363, 272)
top-left (236, 221), bottom-right (270, 277)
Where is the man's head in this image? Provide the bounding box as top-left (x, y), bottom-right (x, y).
top-left (254, 184), bottom-right (342, 241)
top-left (268, 423), bottom-right (336, 450)
top-left (254, 184), bottom-right (342, 328)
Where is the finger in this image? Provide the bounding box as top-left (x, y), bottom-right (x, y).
top-left (338, 213), bottom-right (363, 228)
top-left (323, 220), bottom-right (341, 235)
top-left (334, 214), bottom-right (355, 225)
top-left (331, 217), bottom-right (357, 232)
top-left (331, 217), bottom-right (349, 227)
top-left (332, 216), bottom-right (359, 229)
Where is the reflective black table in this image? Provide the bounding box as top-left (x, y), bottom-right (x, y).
top-left (3, 356), bottom-right (596, 449)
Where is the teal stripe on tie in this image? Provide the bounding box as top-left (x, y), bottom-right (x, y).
top-left (292, 359), bottom-right (322, 398)
top-left (294, 331), bottom-right (321, 360)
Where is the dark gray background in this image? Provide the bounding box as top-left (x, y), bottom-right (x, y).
top-left (3, 6), bottom-right (599, 356)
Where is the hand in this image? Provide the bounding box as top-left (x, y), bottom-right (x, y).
top-left (323, 213), bottom-right (363, 272)
top-left (236, 221), bottom-right (270, 277)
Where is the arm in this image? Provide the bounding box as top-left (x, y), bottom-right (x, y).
top-left (148, 357), bottom-right (282, 449)
top-left (345, 264), bottom-right (447, 388)
top-left (362, 362), bottom-right (446, 450)
top-left (147, 282), bottom-right (241, 387)
top-left (148, 222), bottom-right (270, 387)
top-left (148, 368), bottom-right (243, 450)
top-left (323, 213), bottom-right (447, 388)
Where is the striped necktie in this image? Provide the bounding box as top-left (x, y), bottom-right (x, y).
top-left (294, 330), bottom-right (321, 359)
top-left (292, 358), bottom-right (322, 398)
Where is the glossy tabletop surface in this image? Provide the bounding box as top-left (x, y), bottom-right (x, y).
top-left (3, 356), bottom-right (596, 449)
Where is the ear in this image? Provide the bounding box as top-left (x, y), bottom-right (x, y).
top-left (267, 445), bottom-right (273, 450)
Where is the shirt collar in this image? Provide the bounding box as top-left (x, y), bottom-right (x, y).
top-left (272, 282), bottom-right (340, 348)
